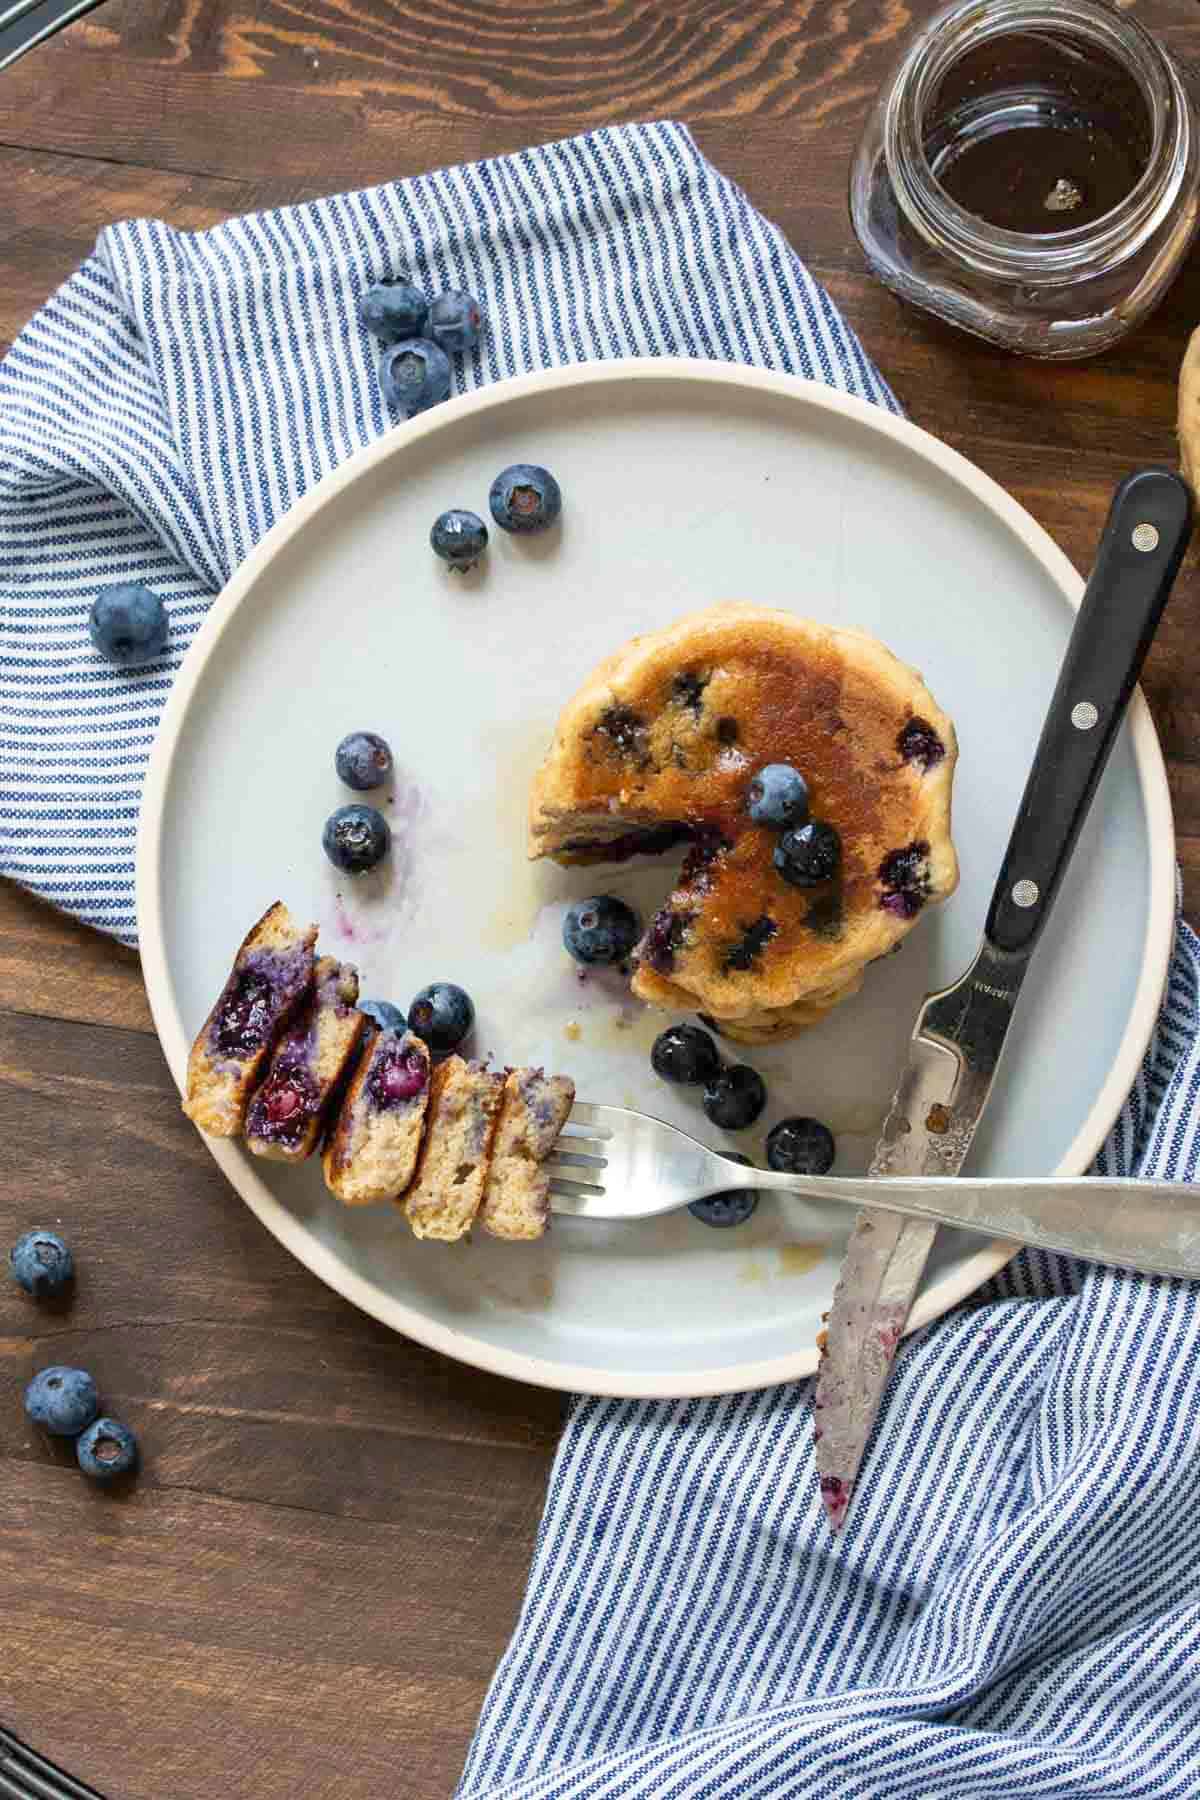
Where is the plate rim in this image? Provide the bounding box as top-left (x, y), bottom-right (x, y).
top-left (136, 356), bottom-right (1176, 1398)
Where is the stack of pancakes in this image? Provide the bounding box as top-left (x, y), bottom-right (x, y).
top-left (528, 604), bottom-right (959, 1044)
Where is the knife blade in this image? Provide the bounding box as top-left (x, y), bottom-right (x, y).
top-left (815, 466), bottom-right (1193, 1531)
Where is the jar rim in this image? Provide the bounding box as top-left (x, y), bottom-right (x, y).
top-left (884, 0), bottom-right (1190, 279)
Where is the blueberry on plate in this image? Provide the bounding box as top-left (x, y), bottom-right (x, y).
top-left (358, 279), bottom-right (429, 344)
top-left (562, 895), bottom-right (640, 966)
top-left (489, 463), bottom-right (562, 534)
top-left (702, 1064), bottom-right (767, 1132)
top-left (88, 583), bottom-right (168, 667)
top-left (76, 1417), bottom-right (139, 1483)
top-left (651, 1024), bottom-right (721, 1086)
top-left (428, 290), bottom-right (484, 354)
top-left (335, 731), bottom-right (393, 791)
top-left (689, 1152), bottom-right (760, 1229)
top-left (430, 509), bottom-right (488, 570)
top-left (408, 982), bottom-right (475, 1054)
top-left (747, 763), bottom-right (809, 829)
top-left (24, 1367), bottom-right (99, 1437)
top-left (322, 804), bottom-right (391, 874)
top-left (774, 819), bottom-right (841, 888)
top-left (357, 999), bottom-right (407, 1032)
top-left (9, 1228), bottom-right (73, 1298)
top-left (766, 1116), bottom-right (836, 1176)
top-left (380, 339), bottom-right (452, 418)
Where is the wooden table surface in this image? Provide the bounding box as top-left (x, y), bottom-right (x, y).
top-left (3, 2), bottom-right (1200, 1795)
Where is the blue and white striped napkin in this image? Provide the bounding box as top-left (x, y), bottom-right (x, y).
top-left (3, 121), bottom-right (1199, 1798)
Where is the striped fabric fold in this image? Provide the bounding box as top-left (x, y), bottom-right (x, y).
top-left (2, 118), bottom-right (1198, 1798)
top-left (0, 119), bottom-right (892, 944)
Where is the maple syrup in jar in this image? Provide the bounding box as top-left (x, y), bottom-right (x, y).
top-left (850, 0), bottom-right (1200, 357)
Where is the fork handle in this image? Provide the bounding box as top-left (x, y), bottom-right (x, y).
top-left (754, 1172), bottom-right (1200, 1280)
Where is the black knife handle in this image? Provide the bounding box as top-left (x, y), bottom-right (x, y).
top-left (986, 468), bottom-right (1191, 958)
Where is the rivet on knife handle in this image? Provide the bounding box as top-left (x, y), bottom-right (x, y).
top-left (814, 467), bottom-right (1193, 1533)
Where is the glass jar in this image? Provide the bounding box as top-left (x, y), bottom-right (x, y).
top-left (850, 0), bottom-right (1200, 358)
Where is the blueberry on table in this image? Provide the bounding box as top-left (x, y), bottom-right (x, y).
top-left (430, 509), bottom-right (489, 570)
top-left (358, 280), bottom-right (429, 344)
top-left (24, 1367), bottom-right (99, 1437)
top-left (774, 820), bottom-right (841, 888)
top-left (335, 731), bottom-right (393, 791)
top-left (380, 339), bottom-right (452, 418)
top-left (562, 895), bottom-right (640, 966)
top-left (76, 1417), bottom-right (139, 1483)
top-left (766, 1116), bottom-right (836, 1176)
top-left (747, 763), bottom-right (809, 829)
top-left (651, 1024), bottom-right (721, 1086)
top-left (9, 1228), bottom-right (73, 1297)
top-left (489, 464), bottom-right (562, 534)
top-left (408, 982), bottom-right (475, 1054)
top-left (357, 999), bottom-right (407, 1032)
top-left (88, 583), bottom-right (168, 667)
top-left (428, 290), bottom-right (484, 354)
top-left (322, 804), bottom-right (391, 874)
top-left (702, 1065), bottom-right (767, 1132)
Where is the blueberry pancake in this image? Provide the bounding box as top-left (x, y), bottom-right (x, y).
top-left (183, 901), bottom-right (319, 1136)
top-left (479, 1069), bottom-right (576, 1241)
top-left (323, 1027), bottom-right (431, 1205)
top-left (529, 604), bottom-right (958, 1043)
top-left (245, 958), bottom-right (369, 1163)
top-left (404, 1057), bottom-right (505, 1242)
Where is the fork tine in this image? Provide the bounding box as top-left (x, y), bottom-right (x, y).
top-left (566, 1101), bottom-right (614, 1136)
top-left (549, 1173), bottom-right (606, 1198)
top-left (549, 1152), bottom-right (609, 1173)
top-left (554, 1128), bottom-right (610, 1157)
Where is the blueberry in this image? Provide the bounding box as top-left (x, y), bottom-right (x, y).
top-left (357, 999), bottom-right (407, 1032)
top-left (88, 583), bottom-right (168, 667)
top-left (898, 717), bottom-right (946, 771)
top-left (76, 1417), bottom-right (139, 1483)
top-left (747, 764), bottom-right (809, 829)
top-left (335, 731), bottom-right (393, 791)
top-left (380, 339), bottom-right (452, 418)
top-left (430, 509), bottom-right (488, 570)
top-left (358, 280), bottom-right (429, 344)
top-left (702, 1065), bottom-right (767, 1132)
top-left (24, 1367), bottom-right (99, 1437)
top-left (322, 804), bottom-right (391, 874)
top-left (428, 290), bottom-right (484, 354)
top-left (774, 820), bottom-right (841, 888)
top-left (651, 1024), bottom-right (721, 1086)
top-left (408, 982), bottom-right (475, 1054)
top-left (9, 1229), bottom-right (73, 1298)
top-left (563, 895), bottom-right (640, 966)
top-left (689, 1153), bottom-right (760, 1229)
top-left (489, 463), bottom-right (562, 534)
top-left (766, 1116), bottom-right (836, 1176)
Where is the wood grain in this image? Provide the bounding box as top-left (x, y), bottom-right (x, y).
top-left (3, 2), bottom-right (1200, 1795)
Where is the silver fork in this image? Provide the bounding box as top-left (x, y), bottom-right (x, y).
top-left (550, 1103), bottom-right (1200, 1280)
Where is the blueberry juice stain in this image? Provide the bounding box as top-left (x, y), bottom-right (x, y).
top-left (925, 32), bottom-right (1150, 234)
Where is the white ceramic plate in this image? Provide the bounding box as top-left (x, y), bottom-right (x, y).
top-left (137, 359), bottom-right (1174, 1398)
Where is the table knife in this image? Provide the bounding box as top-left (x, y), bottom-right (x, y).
top-left (814, 466), bottom-right (1193, 1532)
top-left (0, 0), bottom-right (107, 72)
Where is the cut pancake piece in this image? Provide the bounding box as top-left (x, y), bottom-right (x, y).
top-left (323, 1028), bottom-right (431, 1205)
top-left (245, 958), bottom-right (368, 1163)
top-left (183, 901), bottom-right (318, 1137)
top-left (479, 1069), bottom-right (576, 1241)
top-left (404, 1057), bottom-right (505, 1242)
